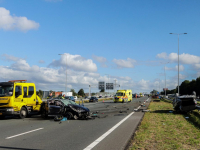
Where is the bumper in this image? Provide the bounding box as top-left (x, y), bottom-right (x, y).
top-left (0, 107), bottom-right (18, 116)
top-left (114, 98), bottom-right (123, 102)
top-left (181, 105), bottom-right (196, 112)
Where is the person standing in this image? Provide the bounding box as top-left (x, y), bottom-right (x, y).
top-left (47, 92), bottom-right (53, 99)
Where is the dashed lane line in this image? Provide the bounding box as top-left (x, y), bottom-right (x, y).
top-left (6, 128), bottom-right (44, 139)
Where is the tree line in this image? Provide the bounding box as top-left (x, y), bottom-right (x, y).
top-left (159, 76), bottom-right (200, 96)
top-left (37, 88), bottom-right (96, 99)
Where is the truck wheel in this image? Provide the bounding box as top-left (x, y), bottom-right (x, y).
top-left (19, 107), bottom-right (27, 119)
top-left (122, 99), bottom-right (124, 103)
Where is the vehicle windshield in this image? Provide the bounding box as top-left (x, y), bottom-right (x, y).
top-left (0, 85), bottom-right (14, 97)
top-left (116, 92), bottom-right (124, 96)
top-left (61, 99), bottom-right (77, 105)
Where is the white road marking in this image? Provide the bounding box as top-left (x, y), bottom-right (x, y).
top-left (83, 112), bottom-right (134, 150)
top-left (6, 128), bottom-right (44, 139)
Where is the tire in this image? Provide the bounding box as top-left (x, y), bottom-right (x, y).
top-left (19, 107), bottom-right (27, 119)
top-left (66, 112), bottom-right (73, 120)
top-left (41, 105), bottom-right (48, 119)
top-left (0, 115), bottom-right (5, 119)
top-left (122, 99), bottom-right (124, 103)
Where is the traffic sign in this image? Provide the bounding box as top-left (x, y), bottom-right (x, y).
top-left (106, 83), bottom-right (113, 90)
top-left (98, 82), bottom-right (105, 90)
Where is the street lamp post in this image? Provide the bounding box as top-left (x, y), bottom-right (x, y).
top-left (170, 33), bottom-right (187, 96)
top-left (161, 62), bottom-right (169, 97)
top-left (59, 54), bottom-right (67, 93)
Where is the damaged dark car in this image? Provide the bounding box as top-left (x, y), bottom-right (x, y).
top-left (40, 99), bottom-right (91, 120)
top-left (173, 95), bottom-right (197, 112)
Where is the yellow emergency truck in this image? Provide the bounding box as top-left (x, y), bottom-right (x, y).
top-left (114, 89), bottom-right (132, 103)
top-left (0, 80), bottom-right (43, 119)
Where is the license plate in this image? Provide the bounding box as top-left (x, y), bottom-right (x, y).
top-left (0, 113), bottom-right (2, 115)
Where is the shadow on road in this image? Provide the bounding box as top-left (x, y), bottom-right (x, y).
top-left (0, 146), bottom-right (41, 150)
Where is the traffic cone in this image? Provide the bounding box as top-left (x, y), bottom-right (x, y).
top-left (103, 100), bottom-right (104, 103)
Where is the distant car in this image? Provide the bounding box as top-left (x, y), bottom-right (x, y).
top-left (89, 97), bottom-right (98, 102)
top-left (99, 96), bottom-right (102, 98)
top-left (84, 96), bottom-right (88, 99)
top-left (74, 96), bottom-right (77, 100)
top-left (40, 99), bottom-right (91, 120)
top-left (65, 96), bottom-right (75, 102)
top-left (132, 94), bottom-right (136, 98)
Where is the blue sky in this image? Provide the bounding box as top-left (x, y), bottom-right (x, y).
top-left (0, 0), bottom-right (200, 94)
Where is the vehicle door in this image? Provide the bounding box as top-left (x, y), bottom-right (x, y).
top-left (22, 86), bottom-right (28, 105)
top-left (14, 85), bottom-right (23, 111)
top-left (49, 100), bottom-right (62, 115)
top-left (27, 86), bottom-right (36, 106)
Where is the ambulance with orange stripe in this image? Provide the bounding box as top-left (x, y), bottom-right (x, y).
top-left (114, 89), bottom-right (132, 103)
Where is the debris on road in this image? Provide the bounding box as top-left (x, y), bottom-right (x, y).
top-left (142, 110), bottom-right (150, 112)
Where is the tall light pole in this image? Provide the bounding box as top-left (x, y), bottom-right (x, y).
top-left (170, 33), bottom-right (187, 96)
top-left (161, 62), bottom-right (169, 97)
top-left (59, 54), bottom-right (67, 93)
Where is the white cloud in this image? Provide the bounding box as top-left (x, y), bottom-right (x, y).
top-left (113, 58), bottom-right (136, 68)
top-left (157, 52), bottom-right (200, 65)
top-left (194, 64), bottom-right (200, 69)
top-left (0, 7), bottom-right (39, 31)
top-left (39, 60), bottom-right (45, 64)
top-left (166, 65), bottom-right (184, 71)
top-left (92, 55), bottom-right (108, 68)
top-left (156, 52), bottom-right (167, 59)
top-left (1, 54), bottom-right (20, 61)
top-left (49, 53), bottom-right (97, 72)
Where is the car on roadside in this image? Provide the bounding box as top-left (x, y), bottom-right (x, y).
top-left (40, 99), bottom-right (91, 120)
top-left (89, 96), bottom-right (98, 102)
top-left (99, 96), bottom-right (102, 98)
top-left (173, 95), bottom-right (197, 112)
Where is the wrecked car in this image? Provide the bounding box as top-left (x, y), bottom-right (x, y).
top-left (173, 95), bottom-right (197, 112)
top-left (40, 99), bottom-right (91, 120)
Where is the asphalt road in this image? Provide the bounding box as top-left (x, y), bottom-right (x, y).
top-left (0, 96), bottom-right (150, 150)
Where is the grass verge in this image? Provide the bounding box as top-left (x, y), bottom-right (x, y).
top-left (129, 98), bottom-right (200, 150)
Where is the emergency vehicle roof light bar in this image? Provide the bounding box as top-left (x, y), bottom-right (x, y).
top-left (8, 80), bottom-right (27, 83)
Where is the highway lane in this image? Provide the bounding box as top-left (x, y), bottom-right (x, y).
top-left (0, 96), bottom-right (150, 150)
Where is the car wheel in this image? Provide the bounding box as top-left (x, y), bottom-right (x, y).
top-left (66, 112), bottom-right (73, 120)
top-left (41, 105), bottom-right (48, 119)
top-left (19, 107), bottom-right (27, 119)
top-left (0, 115), bottom-right (5, 119)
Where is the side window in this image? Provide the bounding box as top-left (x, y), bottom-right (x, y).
top-left (28, 86), bottom-right (34, 97)
top-left (15, 86), bottom-right (22, 97)
top-left (23, 87), bottom-right (27, 97)
top-left (129, 92), bottom-right (131, 95)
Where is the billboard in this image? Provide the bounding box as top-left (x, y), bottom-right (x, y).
top-left (163, 88), bottom-right (168, 91)
top-left (98, 82), bottom-right (105, 90)
top-left (106, 83), bottom-right (114, 90)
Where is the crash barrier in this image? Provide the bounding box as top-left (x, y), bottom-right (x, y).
top-left (76, 98), bottom-right (113, 104)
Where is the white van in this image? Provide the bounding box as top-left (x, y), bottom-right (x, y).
top-left (74, 96), bottom-right (77, 100)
